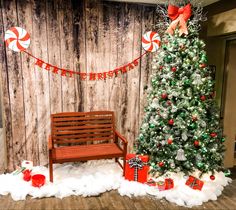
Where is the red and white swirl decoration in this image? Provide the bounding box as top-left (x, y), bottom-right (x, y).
top-left (142, 31), bottom-right (161, 52)
top-left (4, 27), bottom-right (30, 52)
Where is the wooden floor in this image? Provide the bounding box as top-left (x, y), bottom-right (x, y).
top-left (0, 172), bottom-right (236, 210)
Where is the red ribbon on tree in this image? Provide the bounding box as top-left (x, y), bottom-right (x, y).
top-left (166, 3), bottom-right (192, 36)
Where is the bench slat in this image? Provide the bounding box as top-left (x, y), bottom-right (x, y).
top-left (53, 128), bottom-right (113, 135)
top-left (53, 132), bottom-right (113, 139)
top-left (53, 116), bottom-right (112, 122)
top-left (53, 124), bottom-right (113, 130)
top-left (53, 120), bottom-right (112, 126)
top-left (54, 136), bottom-right (113, 143)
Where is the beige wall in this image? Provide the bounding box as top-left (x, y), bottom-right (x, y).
top-left (206, 8), bottom-right (236, 167)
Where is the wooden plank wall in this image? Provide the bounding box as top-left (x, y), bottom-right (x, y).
top-left (0, 0), bottom-right (157, 170)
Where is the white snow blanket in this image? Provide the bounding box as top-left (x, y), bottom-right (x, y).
top-left (0, 160), bottom-right (231, 207)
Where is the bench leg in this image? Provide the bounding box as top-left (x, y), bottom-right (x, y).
top-left (123, 156), bottom-right (126, 176)
top-left (49, 153), bottom-right (53, 183)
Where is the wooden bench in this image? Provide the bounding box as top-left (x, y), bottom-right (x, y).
top-left (48, 111), bottom-right (128, 182)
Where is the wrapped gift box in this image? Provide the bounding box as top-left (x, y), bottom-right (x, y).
top-left (157, 178), bottom-right (174, 191)
top-left (125, 154), bottom-right (149, 183)
top-left (185, 175), bottom-right (204, 191)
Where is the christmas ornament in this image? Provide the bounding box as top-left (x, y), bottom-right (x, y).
top-left (167, 100), bottom-right (172, 106)
top-left (142, 31), bottom-right (161, 52)
top-left (210, 133), bottom-right (217, 138)
top-left (199, 63), bottom-right (207, 68)
top-left (168, 119), bottom-right (174, 125)
top-left (5, 27), bottom-right (30, 52)
top-left (161, 93), bottom-right (168, 99)
top-left (166, 4), bottom-right (192, 35)
top-left (164, 55), bottom-right (172, 63)
top-left (224, 169), bottom-right (231, 177)
top-left (210, 175), bottom-right (215, 180)
top-left (194, 140), bottom-right (199, 147)
top-left (171, 67), bottom-right (177, 72)
top-left (159, 161), bottom-right (164, 167)
top-left (200, 95), bottom-right (206, 101)
top-left (149, 123), bottom-right (155, 128)
top-left (167, 138), bottom-right (173, 144)
top-left (221, 137), bottom-right (226, 142)
top-left (175, 149), bottom-right (187, 161)
top-left (192, 115), bottom-right (198, 121)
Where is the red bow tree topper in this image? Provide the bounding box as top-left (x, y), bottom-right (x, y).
top-left (166, 3), bottom-right (192, 35)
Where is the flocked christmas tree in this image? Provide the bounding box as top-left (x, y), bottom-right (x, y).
top-left (137, 2), bottom-right (226, 177)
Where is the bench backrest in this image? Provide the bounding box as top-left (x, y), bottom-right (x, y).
top-left (51, 111), bottom-right (115, 146)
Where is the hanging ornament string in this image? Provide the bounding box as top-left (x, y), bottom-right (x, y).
top-left (23, 50), bottom-right (148, 80)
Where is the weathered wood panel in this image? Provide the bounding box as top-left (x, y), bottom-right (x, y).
top-left (1, 0), bottom-right (26, 169)
top-left (46, 0), bottom-right (62, 114)
top-left (0, 0), bottom-right (157, 169)
top-left (32, 0), bottom-right (50, 165)
top-left (17, 0), bottom-right (39, 165)
top-left (0, 0), bottom-right (12, 171)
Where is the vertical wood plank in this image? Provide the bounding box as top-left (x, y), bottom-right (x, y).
top-left (17, 0), bottom-right (39, 165)
top-left (72, 0), bottom-right (86, 112)
top-left (59, 0), bottom-right (76, 112)
top-left (0, 0), bottom-right (12, 171)
top-left (106, 2), bottom-right (122, 129)
top-left (46, 0), bottom-right (62, 114)
top-left (138, 6), bottom-right (155, 132)
top-left (32, 0), bottom-right (50, 165)
top-left (117, 3), bottom-right (134, 151)
top-left (1, 0), bottom-right (26, 169)
top-left (85, 0), bottom-right (102, 111)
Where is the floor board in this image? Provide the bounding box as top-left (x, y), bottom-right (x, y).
top-left (0, 175), bottom-right (235, 210)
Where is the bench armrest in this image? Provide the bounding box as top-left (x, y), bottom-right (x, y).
top-left (48, 135), bottom-right (53, 150)
top-left (115, 130), bottom-right (128, 144)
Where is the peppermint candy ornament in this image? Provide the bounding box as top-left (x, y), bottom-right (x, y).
top-left (142, 31), bottom-right (161, 52)
top-left (4, 27), bottom-right (30, 52)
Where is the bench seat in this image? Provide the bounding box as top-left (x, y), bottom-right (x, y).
top-left (52, 143), bottom-right (124, 163)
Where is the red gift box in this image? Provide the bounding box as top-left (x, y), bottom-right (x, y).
top-left (157, 178), bottom-right (174, 191)
top-left (145, 178), bottom-right (156, 187)
top-left (125, 154), bottom-right (149, 183)
top-left (185, 175), bottom-right (204, 191)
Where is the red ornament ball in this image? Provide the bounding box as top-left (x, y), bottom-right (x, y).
top-left (210, 175), bottom-right (215, 180)
top-left (159, 162), bottom-right (164, 167)
top-left (167, 138), bottom-right (173, 144)
top-left (159, 66), bottom-right (163, 70)
top-left (192, 116), bottom-right (198, 121)
top-left (199, 63), bottom-right (207, 68)
top-left (171, 67), bottom-right (177, 72)
top-left (167, 100), bottom-right (172, 106)
top-left (200, 95), bottom-right (206, 101)
top-left (194, 140), bottom-right (200, 147)
top-left (168, 119), bottom-right (174, 125)
top-left (161, 93), bottom-right (168, 99)
top-left (210, 133), bottom-right (217, 138)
